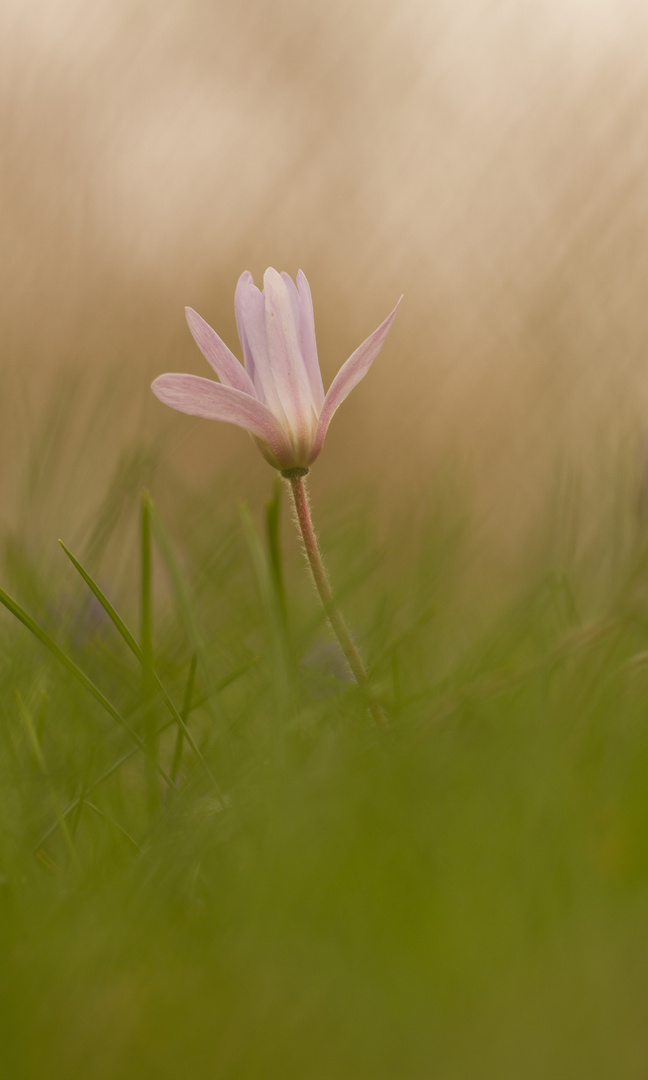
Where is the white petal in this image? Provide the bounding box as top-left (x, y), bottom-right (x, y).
top-left (185, 307), bottom-right (256, 396)
top-left (295, 270), bottom-right (324, 412)
top-left (280, 271), bottom-right (322, 415)
top-left (263, 268), bottom-right (316, 452)
top-left (234, 272), bottom-right (261, 387)
top-left (234, 274), bottom-right (285, 418)
top-left (151, 374), bottom-right (293, 464)
top-left (310, 296), bottom-right (402, 462)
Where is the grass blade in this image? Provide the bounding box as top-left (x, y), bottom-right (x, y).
top-left (170, 653), bottom-right (197, 785)
top-left (147, 497), bottom-right (228, 732)
top-left (58, 540), bottom-right (141, 658)
top-left (81, 800), bottom-right (145, 855)
top-left (16, 690), bottom-right (82, 872)
top-left (140, 491), bottom-right (159, 812)
top-left (0, 583), bottom-right (175, 789)
top-left (265, 476), bottom-right (288, 633)
top-left (32, 660), bottom-right (252, 854)
top-left (59, 539), bottom-right (223, 790)
top-left (240, 500), bottom-right (293, 711)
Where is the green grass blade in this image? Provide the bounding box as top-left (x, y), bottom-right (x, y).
top-left (0, 583), bottom-right (175, 790)
top-left (32, 661), bottom-right (252, 854)
top-left (59, 538), bottom-right (220, 787)
top-left (81, 800), bottom-right (145, 855)
top-left (265, 476), bottom-right (288, 632)
top-left (147, 497), bottom-right (227, 731)
top-left (16, 690), bottom-right (82, 872)
top-left (140, 491), bottom-right (159, 811)
top-left (147, 500), bottom-right (204, 655)
top-left (170, 653), bottom-right (197, 785)
top-left (140, 490), bottom-right (154, 681)
top-left (240, 501), bottom-right (281, 627)
top-left (240, 500), bottom-right (293, 711)
top-left (58, 540), bottom-right (141, 659)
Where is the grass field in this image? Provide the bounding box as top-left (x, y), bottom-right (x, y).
top-left (3, 0), bottom-right (648, 1074)
top-left (1, 408), bottom-right (647, 1080)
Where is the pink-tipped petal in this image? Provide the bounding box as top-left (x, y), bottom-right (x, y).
top-left (151, 374), bottom-right (293, 463)
top-left (235, 274), bottom-right (285, 415)
top-left (310, 296), bottom-right (402, 461)
top-left (280, 271), bottom-right (301, 327)
top-left (234, 272), bottom-right (260, 386)
top-left (295, 270), bottom-right (325, 411)
top-left (263, 268), bottom-right (316, 442)
top-left (185, 307), bottom-right (257, 397)
top-left (280, 272), bottom-right (323, 413)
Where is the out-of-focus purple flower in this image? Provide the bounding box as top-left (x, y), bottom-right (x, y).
top-left (152, 268), bottom-right (401, 472)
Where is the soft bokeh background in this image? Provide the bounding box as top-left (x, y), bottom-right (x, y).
top-left (5, 6), bottom-right (648, 1076)
top-left (3, 0), bottom-right (648, 555)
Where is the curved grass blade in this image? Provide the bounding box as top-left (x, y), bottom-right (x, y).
top-left (16, 689), bottom-right (82, 872)
top-left (140, 491), bottom-right (159, 812)
top-left (81, 800), bottom-right (145, 855)
top-left (33, 659), bottom-right (255, 854)
top-left (0, 584), bottom-right (174, 789)
top-left (58, 539), bottom-right (221, 790)
top-left (170, 652), bottom-right (197, 785)
top-left (147, 498), bottom-right (228, 735)
top-left (58, 540), bottom-right (140, 657)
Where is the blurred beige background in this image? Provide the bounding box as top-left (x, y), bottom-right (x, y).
top-left (3, 0), bottom-right (648, 556)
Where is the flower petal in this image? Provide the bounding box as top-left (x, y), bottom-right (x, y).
top-left (151, 374), bottom-right (293, 463)
top-left (185, 307), bottom-right (257, 397)
top-left (234, 271), bottom-right (262, 388)
top-left (234, 273), bottom-right (286, 417)
top-left (310, 296), bottom-right (402, 462)
top-left (263, 268), bottom-right (316, 446)
top-left (294, 271), bottom-right (325, 411)
top-left (280, 272), bottom-right (322, 415)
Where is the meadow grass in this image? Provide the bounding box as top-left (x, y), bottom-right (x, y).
top-left (1, 423), bottom-right (648, 1079)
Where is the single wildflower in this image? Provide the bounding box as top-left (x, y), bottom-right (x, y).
top-left (152, 268), bottom-right (400, 473)
top-left (152, 268), bottom-right (402, 727)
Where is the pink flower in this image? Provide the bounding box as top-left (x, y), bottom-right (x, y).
top-left (152, 268), bottom-right (401, 473)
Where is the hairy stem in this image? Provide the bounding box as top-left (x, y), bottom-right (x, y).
top-left (287, 474), bottom-right (386, 726)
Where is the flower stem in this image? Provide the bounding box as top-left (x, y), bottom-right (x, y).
top-left (287, 474), bottom-right (386, 726)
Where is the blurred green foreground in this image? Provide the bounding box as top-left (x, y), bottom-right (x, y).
top-left (1, 415), bottom-right (648, 1080)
